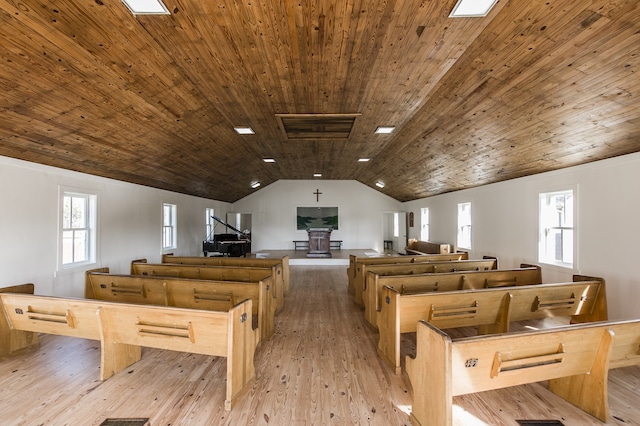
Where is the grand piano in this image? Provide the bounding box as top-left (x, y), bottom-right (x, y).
top-left (203, 215), bottom-right (250, 257)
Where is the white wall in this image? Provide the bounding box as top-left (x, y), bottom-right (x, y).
top-left (0, 156), bottom-right (231, 298)
top-left (5, 151), bottom-right (639, 320)
top-left (232, 180), bottom-right (401, 252)
top-left (403, 152), bottom-right (640, 320)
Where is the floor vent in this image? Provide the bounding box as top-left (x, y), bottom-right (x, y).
top-left (99, 419), bottom-right (150, 426)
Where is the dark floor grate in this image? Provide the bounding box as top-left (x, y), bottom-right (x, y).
top-left (517, 421), bottom-right (565, 426)
top-left (99, 419), bottom-right (149, 426)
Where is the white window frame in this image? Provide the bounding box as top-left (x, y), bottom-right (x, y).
top-left (163, 203), bottom-right (177, 250)
top-left (59, 187), bottom-right (98, 272)
top-left (420, 208), bottom-right (430, 241)
top-left (393, 213), bottom-right (400, 237)
top-left (457, 202), bottom-right (472, 250)
top-left (205, 208), bottom-right (215, 240)
top-left (538, 188), bottom-right (576, 269)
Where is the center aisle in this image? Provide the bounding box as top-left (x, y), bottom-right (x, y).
top-left (225, 264), bottom-right (413, 425)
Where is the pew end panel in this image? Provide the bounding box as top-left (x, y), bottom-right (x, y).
top-left (226, 299), bottom-right (260, 410)
top-left (0, 284), bottom-right (40, 357)
top-left (85, 267), bottom-right (110, 299)
top-left (570, 275), bottom-right (608, 323)
top-left (405, 321), bottom-right (453, 426)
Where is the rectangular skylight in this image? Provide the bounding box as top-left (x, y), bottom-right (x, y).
top-left (313, 174), bottom-right (322, 177)
top-left (263, 158), bottom-right (276, 163)
top-left (375, 126), bottom-right (395, 134)
top-left (234, 127), bottom-right (255, 135)
top-left (358, 158), bottom-right (371, 162)
top-left (449, 0), bottom-right (498, 17)
top-left (121, 0), bottom-right (170, 15)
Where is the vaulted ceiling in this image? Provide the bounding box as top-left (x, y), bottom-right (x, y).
top-left (1, 0), bottom-right (639, 203)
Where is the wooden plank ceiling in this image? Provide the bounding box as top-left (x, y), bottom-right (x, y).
top-left (1, 0), bottom-right (639, 202)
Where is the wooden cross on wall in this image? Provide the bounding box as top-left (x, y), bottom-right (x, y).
top-left (314, 189), bottom-right (322, 202)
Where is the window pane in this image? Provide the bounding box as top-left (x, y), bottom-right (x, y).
top-left (71, 196), bottom-right (87, 228)
top-left (421, 208), bottom-right (429, 241)
top-left (63, 196), bottom-right (71, 228)
top-left (457, 202), bottom-right (471, 249)
top-left (163, 205), bottom-right (172, 226)
top-left (163, 227), bottom-right (173, 248)
top-left (73, 229), bottom-right (88, 262)
top-left (62, 230), bottom-right (73, 264)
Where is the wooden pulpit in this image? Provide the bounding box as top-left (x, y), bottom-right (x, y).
top-left (307, 228), bottom-right (332, 258)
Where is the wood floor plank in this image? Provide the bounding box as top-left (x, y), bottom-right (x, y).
top-left (0, 265), bottom-right (637, 425)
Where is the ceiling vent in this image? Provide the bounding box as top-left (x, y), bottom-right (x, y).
top-left (276, 114), bottom-right (360, 140)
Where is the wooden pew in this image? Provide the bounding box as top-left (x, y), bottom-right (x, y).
top-left (86, 268), bottom-right (276, 341)
top-left (0, 292), bottom-right (258, 411)
top-left (0, 283), bottom-right (40, 358)
top-left (347, 252), bottom-right (469, 299)
top-left (378, 275), bottom-right (607, 374)
top-left (406, 318), bottom-right (640, 425)
top-left (362, 258), bottom-right (505, 327)
top-left (163, 253), bottom-right (290, 295)
top-left (130, 259), bottom-right (283, 312)
top-left (405, 239), bottom-right (453, 255)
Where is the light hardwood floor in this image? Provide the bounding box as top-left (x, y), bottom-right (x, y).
top-left (0, 265), bottom-right (638, 425)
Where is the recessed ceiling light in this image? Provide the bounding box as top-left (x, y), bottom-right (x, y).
top-left (263, 158), bottom-right (276, 163)
top-left (121, 0), bottom-right (170, 15)
top-left (358, 158), bottom-right (371, 162)
top-left (375, 181), bottom-right (385, 188)
top-left (234, 126), bottom-right (255, 135)
top-left (250, 181), bottom-right (261, 189)
top-left (375, 126), bottom-right (395, 134)
top-left (449, 0), bottom-right (498, 17)
top-left (313, 173), bottom-right (322, 177)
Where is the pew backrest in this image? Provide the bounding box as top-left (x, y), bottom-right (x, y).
top-left (85, 271), bottom-right (275, 341)
top-left (163, 253), bottom-right (290, 294)
top-left (130, 260), bottom-right (283, 312)
top-left (348, 252), bottom-right (469, 301)
top-left (364, 264), bottom-right (537, 328)
top-left (355, 256), bottom-right (492, 307)
top-left (377, 276), bottom-right (607, 373)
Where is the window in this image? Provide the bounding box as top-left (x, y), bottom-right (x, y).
top-left (420, 208), bottom-right (430, 241)
top-left (539, 189), bottom-right (574, 268)
top-left (205, 208), bottom-right (215, 240)
top-left (457, 202), bottom-right (472, 249)
top-left (61, 190), bottom-right (97, 268)
top-left (163, 203), bottom-right (177, 250)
